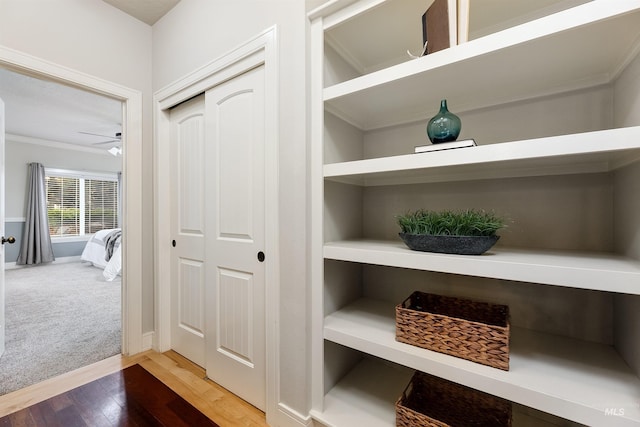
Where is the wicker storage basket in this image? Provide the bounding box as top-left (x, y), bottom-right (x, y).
top-left (396, 371), bottom-right (512, 427)
top-left (396, 291), bottom-right (510, 370)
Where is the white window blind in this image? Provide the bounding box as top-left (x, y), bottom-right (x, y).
top-left (45, 169), bottom-right (119, 237)
top-left (46, 176), bottom-right (80, 237)
top-left (85, 179), bottom-right (118, 233)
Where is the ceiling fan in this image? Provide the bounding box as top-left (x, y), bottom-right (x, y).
top-left (79, 131), bottom-right (122, 145)
top-left (79, 130), bottom-right (122, 156)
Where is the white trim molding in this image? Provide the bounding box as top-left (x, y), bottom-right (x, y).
top-left (277, 403), bottom-right (314, 426)
top-left (45, 167), bottom-right (118, 181)
top-left (153, 25), bottom-right (282, 424)
top-left (5, 255), bottom-right (82, 270)
top-left (6, 133), bottom-right (113, 156)
top-left (0, 45), bottom-right (144, 356)
top-left (142, 331), bottom-right (154, 351)
top-left (5, 217), bottom-right (26, 223)
top-left (51, 235), bottom-right (91, 244)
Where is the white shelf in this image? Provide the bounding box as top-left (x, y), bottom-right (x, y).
top-left (310, 358), bottom-right (413, 427)
top-left (324, 127), bottom-right (640, 186)
top-left (323, 0), bottom-right (427, 75)
top-left (311, 358), bottom-right (588, 427)
top-left (322, 298), bottom-right (640, 427)
top-left (324, 240), bottom-right (640, 295)
top-left (323, 2), bottom-right (640, 130)
top-left (314, 0), bottom-right (592, 76)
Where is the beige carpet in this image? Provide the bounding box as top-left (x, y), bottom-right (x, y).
top-left (0, 262), bottom-right (121, 395)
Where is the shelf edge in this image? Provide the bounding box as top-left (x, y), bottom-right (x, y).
top-left (323, 241), bottom-right (640, 295)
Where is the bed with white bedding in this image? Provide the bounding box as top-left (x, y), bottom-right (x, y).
top-left (80, 228), bottom-right (122, 281)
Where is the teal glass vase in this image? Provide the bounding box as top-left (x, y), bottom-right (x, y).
top-left (426, 99), bottom-right (461, 144)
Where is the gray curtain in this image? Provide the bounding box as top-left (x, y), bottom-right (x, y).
top-left (16, 162), bottom-right (55, 265)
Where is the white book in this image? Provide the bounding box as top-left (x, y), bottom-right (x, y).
top-left (415, 139), bottom-right (476, 153)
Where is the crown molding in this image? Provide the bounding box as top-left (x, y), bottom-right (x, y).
top-left (6, 133), bottom-right (112, 156)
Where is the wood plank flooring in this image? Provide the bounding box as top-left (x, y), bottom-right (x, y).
top-left (0, 351), bottom-right (268, 427)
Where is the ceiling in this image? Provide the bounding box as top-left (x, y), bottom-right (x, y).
top-left (102, 0), bottom-right (181, 25)
top-left (0, 68), bottom-right (123, 152)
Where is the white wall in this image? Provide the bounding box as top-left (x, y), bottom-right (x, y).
top-left (612, 50), bottom-right (640, 378)
top-left (0, 0), bottom-right (155, 332)
top-left (613, 50), bottom-right (640, 261)
top-left (153, 0), bottom-right (309, 423)
top-left (613, 46), bottom-right (640, 130)
top-left (306, 0), bottom-right (329, 13)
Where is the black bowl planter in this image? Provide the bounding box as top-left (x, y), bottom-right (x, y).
top-left (399, 233), bottom-right (500, 255)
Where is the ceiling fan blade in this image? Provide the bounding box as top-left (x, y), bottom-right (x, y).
top-left (80, 131), bottom-right (113, 138)
top-left (92, 139), bottom-right (119, 145)
top-left (80, 131), bottom-right (122, 139)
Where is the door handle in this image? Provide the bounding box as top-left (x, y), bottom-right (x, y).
top-left (2, 236), bottom-right (15, 245)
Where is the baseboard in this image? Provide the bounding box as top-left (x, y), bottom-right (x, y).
top-left (5, 256), bottom-right (82, 270)
top-left (142, 331), bottom-right (154, 351)
top-left (271, 403), bottom-right (313, 427)
top-left (54, 256), bottom-right (82, 264)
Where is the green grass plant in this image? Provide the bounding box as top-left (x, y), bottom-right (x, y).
top-left (397, 209), bottom-right (506, 237)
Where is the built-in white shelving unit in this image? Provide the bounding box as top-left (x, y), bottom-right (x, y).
top-left (322, 298), bottom-right (640, 426)
top-left (324, 127), bottom-right (640, 185)
top-left (309, 0), bottom-right (640, 426)
top-left (324, 241), bottom-right (640, 294)
top-left (322, 2), bottom-right (640, 130)
top-left (313, 357), bottom-right (603, 427)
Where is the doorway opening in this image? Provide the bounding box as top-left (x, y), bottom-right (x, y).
top-left (0, 67), bottom-right (123, 394)
top-left (0, 46), bottom-right (144, 393)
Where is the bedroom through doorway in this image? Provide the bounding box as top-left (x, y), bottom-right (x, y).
top-left (0, 67), bottom-right (124, 395)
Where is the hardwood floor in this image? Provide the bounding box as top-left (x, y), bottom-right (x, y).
top-left (0, 351), bottom-right (269, 427)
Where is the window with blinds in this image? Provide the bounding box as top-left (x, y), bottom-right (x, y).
top-left (45, 170), bottom-right (119, 237)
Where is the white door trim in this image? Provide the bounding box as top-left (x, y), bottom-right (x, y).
top-left (153, 26), bottom-right (280, 421)
top-left (0, 46), bottom-right (144, 355)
